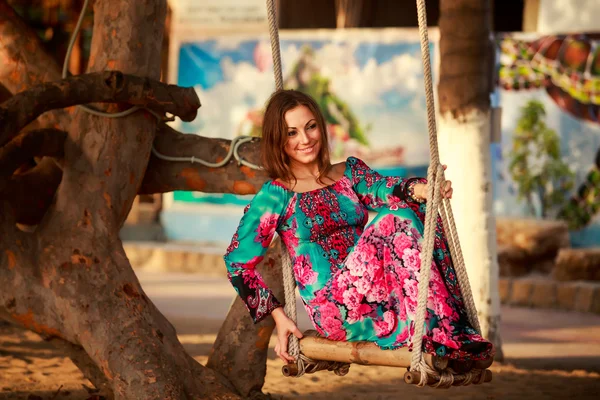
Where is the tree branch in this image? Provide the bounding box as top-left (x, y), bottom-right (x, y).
top-left (0, 71), bottom-right (200, 147)
top-left (140, 124), bottom-right (268, 195)
top-left (0, 129), bottom-right (65, 190)
top-left (3, 124), bottom-right (268, 225)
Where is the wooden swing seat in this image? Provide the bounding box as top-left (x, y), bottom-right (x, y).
top-left (283, 330), bottom-right (493, 386)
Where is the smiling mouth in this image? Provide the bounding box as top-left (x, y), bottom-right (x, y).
top-left (297, 144), bottom-right (316, 153)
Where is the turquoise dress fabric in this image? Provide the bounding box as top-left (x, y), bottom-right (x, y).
top-left (224, 157), bottom-right (493, 360)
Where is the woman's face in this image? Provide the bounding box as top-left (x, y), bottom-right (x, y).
top-left (283, 105), bottom-right (322, 168)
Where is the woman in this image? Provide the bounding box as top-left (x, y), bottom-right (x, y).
top-left (224, 90), bottom-right (494, 365)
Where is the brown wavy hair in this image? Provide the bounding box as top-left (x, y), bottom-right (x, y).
top-left (261, 89), bottom-right (331, 185)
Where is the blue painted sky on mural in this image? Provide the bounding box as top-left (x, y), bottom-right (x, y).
top-left (176, 34), bottom-right (433, 169)
top-left (178, 39), bottom-right (430, 103)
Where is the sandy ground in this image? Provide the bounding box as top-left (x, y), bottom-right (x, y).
top-left (1, 272), bottom-right (600, 400)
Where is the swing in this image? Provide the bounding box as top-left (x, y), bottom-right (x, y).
top-left (64, 0), bottom-right (493, 389)
top-left (264, 0), bottom-right (494, 388)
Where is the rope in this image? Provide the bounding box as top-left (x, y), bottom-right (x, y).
top-left (410, 163), bottom-right (444, 377)
top-left (265, 0), bottom-right (351, 377)
top-left (63, 0), bottom-right (263, 170)
top-left (266, 0), bottom-right (284, 91)
top-left (281, 248), bottom-right (301, 367)
top-left (264, 0), bottom-right (320, 375)
top-left (410, 0), bottom-right (482, 385)
top-left (151, 135), bottom-right (262, 170)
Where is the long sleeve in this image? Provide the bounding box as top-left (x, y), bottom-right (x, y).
top-left (224, 181), bottom-right (287, 323)
top-left (346, 156), bottom-right (426, 211)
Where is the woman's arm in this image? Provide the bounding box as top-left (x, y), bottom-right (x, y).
top-left (347, 157), bottom-right (427, 210)
top-left (223, 182), bottom-right (288, 323)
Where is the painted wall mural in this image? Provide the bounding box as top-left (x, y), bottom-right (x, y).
top-left (171, 29), bottom-right (436, 206)
top-left (495, 32), bottom-right (600, 247)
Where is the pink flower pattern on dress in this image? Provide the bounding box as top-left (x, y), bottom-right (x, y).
top-left (255, 212), bottom-right (279, 247)
top-left (294, 254), bottom-right (318, 290)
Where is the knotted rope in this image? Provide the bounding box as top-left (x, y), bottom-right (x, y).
top-left (409, 0), bottom-right (482, 387)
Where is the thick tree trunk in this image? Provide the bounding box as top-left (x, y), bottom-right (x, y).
top-left (437, 0), bottom-right (503, 359)
top-left (0, 0), bottom-right (243, 398)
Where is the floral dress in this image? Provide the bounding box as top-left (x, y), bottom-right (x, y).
top-left (224, 157), bottom-right (494, 360)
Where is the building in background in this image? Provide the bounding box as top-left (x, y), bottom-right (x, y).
top-left (6, 1), bottom-right (600, 247)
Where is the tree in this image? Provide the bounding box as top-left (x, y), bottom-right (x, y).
top-left (508, 100), bottom-right (575, 219)
top-left (436, 0), bottom-right (503, 359)
top-left (0, 1), bottom-right (278, 398)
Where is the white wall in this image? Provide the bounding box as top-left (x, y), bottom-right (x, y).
top-left (536, 0), bottom-right (600, 34)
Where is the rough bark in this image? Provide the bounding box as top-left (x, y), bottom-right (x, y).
top-left (140, 124), bottom-right (268, 195)
top-left (48, 337), bottom-right (113, 395)
top-left (0, 1), bottom-right (241, 398)
top-left (437, 0), bottom-right (503, 360)
top-left (0, 0), bottom-right (265, 199)
top-left (207, 239), bottom-right (285, 398)
top-left (0, 84), bottom-right (10, 103)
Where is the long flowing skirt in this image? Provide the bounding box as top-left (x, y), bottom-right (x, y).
top-left (308, 202), bottom-right (494, 360)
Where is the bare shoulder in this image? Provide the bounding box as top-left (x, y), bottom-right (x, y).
top-left (330, 161), bottom-right (347, 180)
top-left (273, 177), bottom-right (291, 190)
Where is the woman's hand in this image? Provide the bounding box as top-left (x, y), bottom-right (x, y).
top-left (272, 307), bottom-right (303, 364)
top-left (440, 164), bottom-right (453, 199)
top-left (414, 165), bottom-right (453, 200)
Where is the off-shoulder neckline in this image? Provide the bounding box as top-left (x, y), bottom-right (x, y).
top-left (270, 160), bottom-right (351, 195)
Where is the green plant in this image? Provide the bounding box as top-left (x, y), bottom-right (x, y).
top-left (508, 100), bottom-right (575, 218)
